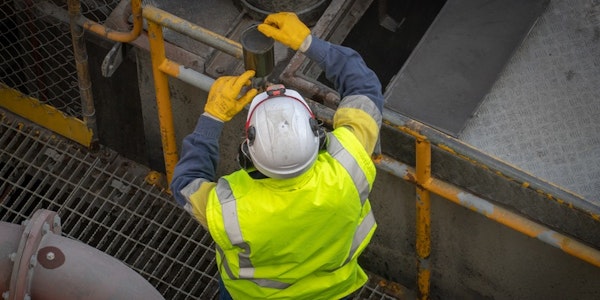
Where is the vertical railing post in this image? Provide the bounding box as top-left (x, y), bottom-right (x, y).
top-left (415, 134), bottom-right (432, 300)
top-left (146, 20), bottom-right (178, 187)
top-left (68, 0), bottom-right (99, 147)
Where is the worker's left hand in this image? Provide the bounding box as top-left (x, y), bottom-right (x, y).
top-left (258, 12), bottom-right (311, 51)
top-left (205, 70), bottom-right (258, 122)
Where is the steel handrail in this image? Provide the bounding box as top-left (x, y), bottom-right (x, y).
top-left (78, 0), bottom-right (143, 43)
top-left (142, 5), bottom-right (239, 186)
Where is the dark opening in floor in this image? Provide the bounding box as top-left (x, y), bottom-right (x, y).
top-left (338, 0), bottom-right (446, 90)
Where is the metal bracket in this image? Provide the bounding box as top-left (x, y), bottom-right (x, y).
top-left (110, 179), bottom-right (131, 195)
top-left (101, 42), bottom-right (126, 77)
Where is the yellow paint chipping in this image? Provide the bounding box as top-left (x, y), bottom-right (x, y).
top-left (0, 84), bottom-right (93, 146)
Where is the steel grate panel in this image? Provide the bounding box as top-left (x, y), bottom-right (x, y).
top-left (0, 111), bottom-right (403, 300)
top-left (0, 113), bottom-right (219, 299)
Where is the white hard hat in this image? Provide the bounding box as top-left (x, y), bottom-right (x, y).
top-left (245, 85), bottom-right (319, 179)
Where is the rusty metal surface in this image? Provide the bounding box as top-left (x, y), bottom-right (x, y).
top-left (139, 0), bottom-right (242, 58)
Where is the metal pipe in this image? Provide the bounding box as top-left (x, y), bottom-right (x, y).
top-left (78, 0), bottom-right (142, 43)
top-left (68, 0), bottom-right (99, 148)
top-left (0, 209), bottom-right (164, 299)
top-left (427, 178), bottom-right (600, 268)
top-left (414, 133), bottom-right (432, 300)
top-left (0, 223), bottom-right (22, 295)
top-left (142, 6), bottom-right (243, 59)
top-left (146, 20), bottom-right (178, 187)
top-left (159, 59), bottom-right (215, 92)
top-left (375, 155), bottom-right (600, 268)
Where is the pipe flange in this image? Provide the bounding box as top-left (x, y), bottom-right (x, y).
top-left (7, 210), bottom-right (62, 300)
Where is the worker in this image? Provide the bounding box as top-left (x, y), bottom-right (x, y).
top-left (170, 12), bottom-right (384, 300)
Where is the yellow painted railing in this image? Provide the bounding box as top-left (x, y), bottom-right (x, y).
top-left (142, 6), bottom-right (241, 187)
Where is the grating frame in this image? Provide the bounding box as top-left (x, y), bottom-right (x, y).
top-left (0, 110), bottom-right (402, 300)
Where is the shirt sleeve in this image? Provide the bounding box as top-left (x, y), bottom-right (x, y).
top-left (304, 36), bottom-right (384, 154)
top-left (170, 113), bottom-right (223, 228)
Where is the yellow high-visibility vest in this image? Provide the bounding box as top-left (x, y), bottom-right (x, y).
top-left (206, 127), bottom-right (377, 300)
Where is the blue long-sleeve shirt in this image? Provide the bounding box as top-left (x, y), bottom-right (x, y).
top-left (170, 36), bottom-right (384, 226)
top-left (304, 36), bottom-right (383, 112)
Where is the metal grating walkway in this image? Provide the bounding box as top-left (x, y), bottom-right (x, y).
top-left (0, 110), bottom-right (405, 300)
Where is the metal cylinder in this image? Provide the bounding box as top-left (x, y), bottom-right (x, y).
top-left (241, 25), bottom-right (274, 78)
top-left (235, 0), bottom-right (331, 26)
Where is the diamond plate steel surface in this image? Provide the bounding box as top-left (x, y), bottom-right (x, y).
top-left (460, 0), bottom-right (600, 202)
top-left (384, 0), bottom-right (549, 136)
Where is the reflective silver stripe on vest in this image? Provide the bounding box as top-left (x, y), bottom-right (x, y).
top-left (216, 245), bottom-right (236, 279)
top-left (345, 210), bottom-right (376, 264)
top-left (327, 132), bottom-right (376, 263)
top-left (327, 133), bottom-right (370, 205)
top-left (216, 179), bottom-right (252, 277)
top-left (215, 179), bottom-right (292, 289)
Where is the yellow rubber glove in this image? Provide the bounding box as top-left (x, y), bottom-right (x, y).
top-left (205, 70), bottom-right (258, 122)
top-left (257, 12), bottom-right (310, 51)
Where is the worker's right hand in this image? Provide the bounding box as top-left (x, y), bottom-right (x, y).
top-left (258, 12), bottom-right (310, 51)
top-left (204, 70), bottom-right (258, 122)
